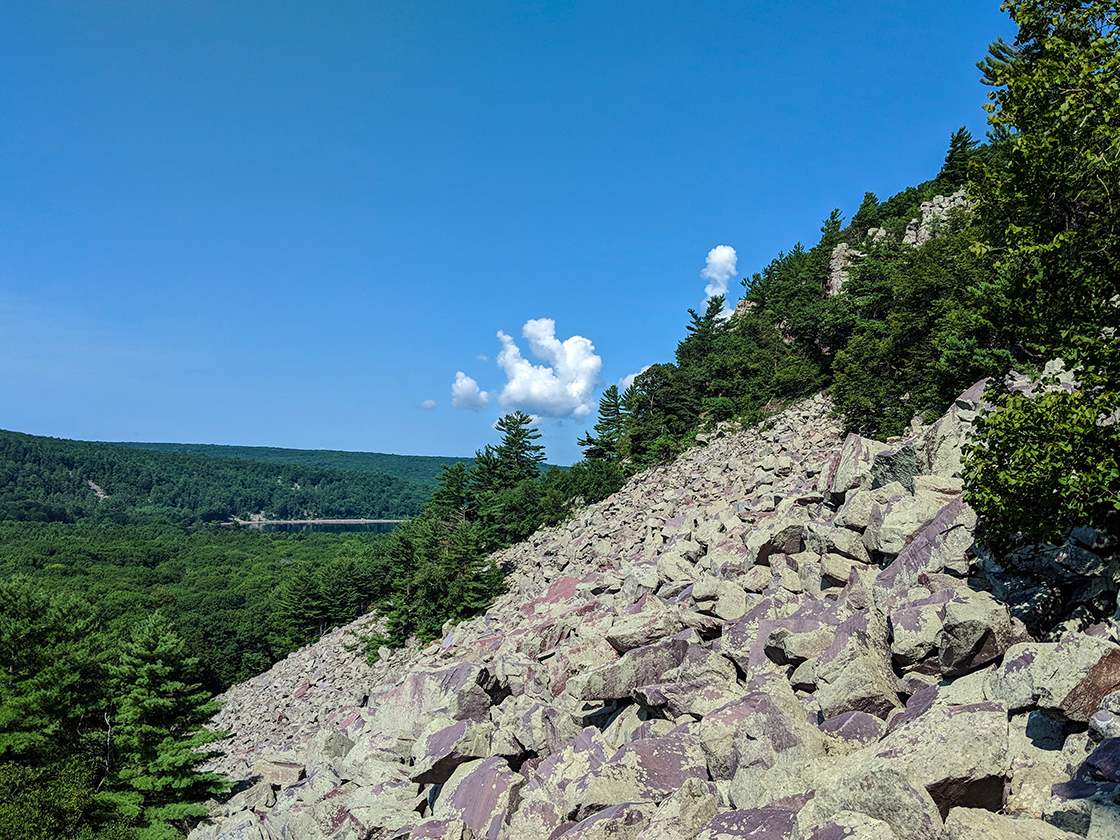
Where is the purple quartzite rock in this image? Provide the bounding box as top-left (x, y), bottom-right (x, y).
top-left (568, 734), bottom-right (709, 821)
top-left (695, 793), bottom-right (810, 840)
top-left (433, 756), bottom-right (524, 840)
top-left (566, 636), bottom-right (691, 701)
top-left (1082, 738), bottom-right (1120, 783)
top-left (819, 710), bottom-right (886, 745)
top-left (554, 801), bottom-right (657, 839)
top-left (409, 718), bottom-right (493, 785)
top-left (1037, 636), bottom-right (1120, 723)
top-left (873, 497), bottom-right (975, 600)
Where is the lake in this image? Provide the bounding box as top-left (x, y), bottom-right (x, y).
top-left (240, 521), bottom-right (401, 535)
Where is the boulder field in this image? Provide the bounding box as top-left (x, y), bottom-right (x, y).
top-left (190, 384), bottom-right (1120, 840)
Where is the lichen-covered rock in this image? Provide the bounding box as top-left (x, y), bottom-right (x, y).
top-left (938, 588), bottom-right (1016, 678)
top-left (634, 777), bottom-right (722, 840)
top-left (873, 701), bottom-right (1010, 817)
top-left (811, 761), bottom-right (943, 840)
top-left (941, 806), bottom-right (1081, 839)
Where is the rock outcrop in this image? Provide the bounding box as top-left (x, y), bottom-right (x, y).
top-left (190, 385), bottom-right (1120, 840)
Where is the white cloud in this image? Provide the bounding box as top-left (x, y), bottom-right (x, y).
top-left (417, 399), bottom-right (438, 410)
top-left (701, 245), bottom-right (738, 303)
top-left (451, 372), bottom-right (490, 411)
top-left (476, 354), bottom-right (489, 362)
top-left (495, 318), bottom-right (602, 419)
top-left (619, 365), bottom-right (652, 391)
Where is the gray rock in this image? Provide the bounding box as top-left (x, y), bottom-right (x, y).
top-left (634, 777), bottom-right (721, 840)
top-left (941, 807), bottom-right (1081, 839)
top-left (873, 701), bottom-right (1009, 817)
top-left (989, 642), bottom-right (1059, 713)
top-left (608, 595), bottom-right (684, 652)
top-left (938, 588), bottom-right (1016, 678)
top-left (813, 760), bottom-right (943, 840)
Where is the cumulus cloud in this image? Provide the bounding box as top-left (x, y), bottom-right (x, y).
top-left (417, 399), bottom-right (438, 410)
top-left (451, 372), bottom-right (490, 411)
top-left (619, 365), bottom-right (652, 391)
top-left (495, 318), bottom-right (602, 419)
top-left (701, 245), bottom-right (738, 312)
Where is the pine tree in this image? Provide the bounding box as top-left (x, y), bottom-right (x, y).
top-left (577, 385), bottom-right (625, 462)
top-left (99, 612), bottom-right (227, 840)
top-left (938, 126), bottom-right (977, 188)
top-left (493, 412), bottom-right (546, 481)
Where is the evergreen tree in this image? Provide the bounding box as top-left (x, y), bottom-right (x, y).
top-left (578, 386), bottom-right (625, 462)
top-left (99, 612), bottom-right (227, 840)
top-left (0, 578), bottom-right (102, 764)
top-left (938, 126), bottom-right (978, 187)
top-left (493, 412), bottom-right (546, 482)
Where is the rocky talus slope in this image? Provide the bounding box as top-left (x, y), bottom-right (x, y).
top-left (191, 385), bottom-right (1120, 840)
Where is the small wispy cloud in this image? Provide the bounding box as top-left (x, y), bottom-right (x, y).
top-left (417, 399), bottom-right (438, 410)
top-left (476, 354), bottom-right (489, 362)
top-left (451, 372), bottom-right (490, 411)
top-left (701, 245), bottom-right (737, 317)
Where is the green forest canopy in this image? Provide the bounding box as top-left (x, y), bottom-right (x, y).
top-left (115, 442), bottom-right (472, 489)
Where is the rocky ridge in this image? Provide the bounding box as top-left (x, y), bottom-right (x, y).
top-left (191, 383), bottom-right (1120, 840)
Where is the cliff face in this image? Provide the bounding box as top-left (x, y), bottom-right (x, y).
top-left (191, 386), bottom-right (1120, 840)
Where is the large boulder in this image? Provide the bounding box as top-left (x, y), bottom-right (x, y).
top-left (1035, 634), bottom-right (1120, 723)
top-left (938, 588), bottom-right (1017, 678)
top-left (811, 761), bottom-right (943, 840)
top-left (940, 806), bottom-right (1081, 839)
top-left (567, 733), bottom-right (709, 821)
top-left (872, 701), bottom-right (1010, 817)
top-left (432, 756), bottom-right (526, 839)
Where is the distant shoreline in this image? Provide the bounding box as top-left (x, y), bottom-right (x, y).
top-left (229, 518), bottom-right (406, 526)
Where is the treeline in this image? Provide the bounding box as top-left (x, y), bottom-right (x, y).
top-left (117, 442), bottom-right (472, 489)
top-left (0, 429), bottom-right (433, 524)
top-left (573, 129), bottom-right (996, 475)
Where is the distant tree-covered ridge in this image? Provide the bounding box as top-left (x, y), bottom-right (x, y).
top-left (0, 429), bottom-right (432, 524)
top-left (115, 442), bottom-right (472, 488)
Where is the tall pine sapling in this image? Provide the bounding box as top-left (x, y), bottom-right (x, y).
top-left (99, 611), bottom-right (227, 840)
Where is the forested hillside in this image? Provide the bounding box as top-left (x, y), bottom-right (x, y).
top-left (0, 429), bottom-right (432, 524)
top-left (116, 442), bottom-right (472, 488)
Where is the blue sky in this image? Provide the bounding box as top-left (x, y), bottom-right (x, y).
top-left (0, 1), bottom-right (1015, 465)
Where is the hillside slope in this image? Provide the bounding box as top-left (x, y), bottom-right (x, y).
top-left (191, 387), bottom-right (1120, 840)
top-left (116, 442), bottom-right (472, 488)
top-left (0, 429), bottom-right (431, 523)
